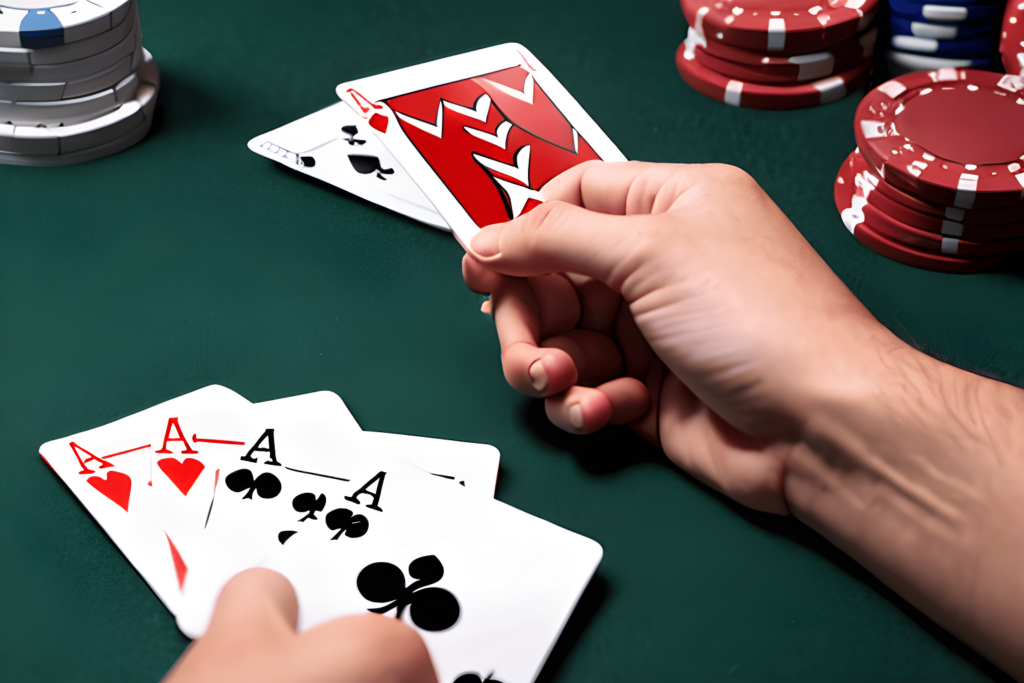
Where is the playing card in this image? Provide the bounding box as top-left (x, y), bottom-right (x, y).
top-left (260, 475), bottom-right (603, 683)
top-left (357, 431), bottom-right (499, 498)
top-left (247, 102), bottom-right (448, 231)
top-left (38, 385), bottom-right (251, 613)
top-left (174, 451), bottom-right (450, 638)
top-left (336, 43), bottom-right (626, 247)
top-left (171, 396), bottom-right (499, 636)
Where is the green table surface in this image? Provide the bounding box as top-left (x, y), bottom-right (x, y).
top-left (1, 1), bottom-right (1019, 681)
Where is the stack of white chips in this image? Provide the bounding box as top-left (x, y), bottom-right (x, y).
top-left (0, 0), bottom-right (159, 166)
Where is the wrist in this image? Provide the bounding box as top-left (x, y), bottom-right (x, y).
top-left (785, 342), bottom-right (1024, 676)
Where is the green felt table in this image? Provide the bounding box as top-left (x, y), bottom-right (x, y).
top-left (0, 1), bottom-right (1019, 681)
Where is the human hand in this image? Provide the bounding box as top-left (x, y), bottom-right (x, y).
top-left (463, 161), bottom-right (898, 515)
top-left (162, 569), bottom-right (437, 683)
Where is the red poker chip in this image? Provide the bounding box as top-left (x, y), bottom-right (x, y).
top-left (863, 204), bottom-right (1024, 257)
top-left (681, 0), bottom-right (879, 55)
top-left (834, 150), bottom-right (999, 273)
top-left (854, 69), bottom-right (1024, 209)
top-left (694, 27), bottom-right (876, 84)
top-left (858, 151), bottom-right (1024, 225)
top-left (676, 38), bottom-right (872, 109)
top-left (850, 150), bottom-right (1024, 240)
top-left (1001, 0), bottom-right (1024, 76)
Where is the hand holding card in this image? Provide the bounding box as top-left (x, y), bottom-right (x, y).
top-left (336, 43), bottom-right (626, 247)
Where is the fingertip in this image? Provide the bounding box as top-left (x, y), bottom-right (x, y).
top-left (502, 344), bottom-right (578, 398)
top-left (462, 253), bottom-right (503, 294)
top-left (545, 386), bottom-right (613, 434)
top-left (468, 224), bottom-right (502, 259)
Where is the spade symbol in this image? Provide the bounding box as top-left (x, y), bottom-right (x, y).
top-left (300, 155), bottom-right (316, 167)
top-left (341, 125), bottom-right (366, 145)
top-left (348, 154), bottom-right (394, 180)
top-left (225, 468), bottom-right (281, 500)
top-left (325, 507), bottom-right (369, 540)
top-left (278, 530), bottom-right (297, 544)
top-left (454, 674), bottom-right (504, 683)
top-left (357, 555), bottom-right (460, 631)
top-left (292, 492), bottom-right (326, 521)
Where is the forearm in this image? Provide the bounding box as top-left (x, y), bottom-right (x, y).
top-left (786, 344), bottom-right (1024, 678)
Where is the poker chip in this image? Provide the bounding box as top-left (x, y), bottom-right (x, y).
top-left (0, 46), bottom-right (157, 163)
top-left (854, 69), bottom-right (1024, 209)
top-left (1002, 1), bottom-right (1024, 75)
top-left (680, 0), bottom-right (879, 56)
top-left (691, 26), bottom-right (876, 83)
top-left (0, 14), bottom-right (139, 83)
top-left (889, 0), bottom-right (1005, 23)
top-left (855, 147), bottom-right (1024, 225)
top-left (890, 15), bottom-right (997, 40)
top-left (886, 49), bottom-right (995, 75)
top-left (0, 0), bottom-right (135, 70)
top-left (0, 69), bottom-right (137, 125)
top-left (834, 150), bottom-right (1000, 272)
top-left (862, 200), bottom-right (1024, 255)
top-left (890, 33), bottom-right (998, 57)
top-left (0, 0), bottom-right (132, 49)
top-left (676, 34), bottom-right (872, 109)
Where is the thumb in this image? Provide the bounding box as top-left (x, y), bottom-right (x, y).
top-left (466, 200), bottom-right (653, 286)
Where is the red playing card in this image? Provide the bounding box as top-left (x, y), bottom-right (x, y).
top-left (385, 67), bottom-right (601, 228)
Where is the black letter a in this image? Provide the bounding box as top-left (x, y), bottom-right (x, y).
top-left (345, 471), bottom-right (385, 512)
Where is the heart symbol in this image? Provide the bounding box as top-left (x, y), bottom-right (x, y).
top-left (158, 457), bottom-right (205, 496)
top-left (369, 112), bottom-right (388, 133)
top-left (88, 471), bottom-right (132, 512)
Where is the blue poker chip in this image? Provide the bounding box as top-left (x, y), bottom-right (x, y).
top-left (886, 49), bottom-right (996, 73)
top-left (889, 15), bottom-right (998, 39)
top-left (889, 32), bottom-right (998, 56)
top-left (888, 0), bottom-right (1005, 23)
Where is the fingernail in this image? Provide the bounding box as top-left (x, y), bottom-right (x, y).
top-left (528, 360), bottom-right (548, 393)
top-left (470, 226), bottom-right (501, 258)
top-left (568, 404), bottom-right (584, 430)
top-left (480, 299), bottom-right (492, 314)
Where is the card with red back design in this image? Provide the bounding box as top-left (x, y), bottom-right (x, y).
top-left (335, 43), bottom-right (626, 247)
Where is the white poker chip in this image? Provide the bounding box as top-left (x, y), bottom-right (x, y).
top-left (0, 39), bottom-right (135, 100)
top-left (0, 46), bottom-right (157, 160)
top-left (0, 0), bottom-right (134, 70)
top-left (0, 69), bottom-right (137, 124)
top-left (0, 10), bottom-right (138, 83)
top-left (0, 0), bottom-right (132, 49)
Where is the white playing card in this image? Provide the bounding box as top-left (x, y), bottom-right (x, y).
top-left (38, 385), bottom-right (251, 614)
top-left (174, 450), bottom-right (449, 638)
top-left (247, 102), bottom-right (449, 231)
top-left (357, 431), bottom-right (499, 498)
top-left (261, 474), bottom-right (603, 683)
top-left (336, 43), bottom-right (626, 247)
top-left (172, 395), bottom-right (499, 637)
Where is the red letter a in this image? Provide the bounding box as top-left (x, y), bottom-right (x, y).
top-left (154, 418), bottom-right (198, 455)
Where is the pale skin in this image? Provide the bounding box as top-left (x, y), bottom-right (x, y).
top-left (166, 160), bottom-right (1024, 681)
top-left (463, 161), bottom-right (1024, 680)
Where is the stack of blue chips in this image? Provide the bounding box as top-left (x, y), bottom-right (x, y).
top-left (887, 0), bottom-right (1006, 73)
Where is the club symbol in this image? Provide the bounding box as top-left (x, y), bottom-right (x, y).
top-left (348, 154), bottom-right (394, 180)
top-left (357, 555), bottom-right (460, 631)
top-left (225, 468), bottom-right (281, 500)
top-left (454, 673), bottom-right (504, 683)
top-left (325, 507), bottom-right (369, 540)
top-left (341, 125), bottom-right (366, 145)
top-left (293, 492), bottom-right (326, 521)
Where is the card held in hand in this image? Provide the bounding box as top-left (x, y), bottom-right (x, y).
top-left (336, 43), bottom-right (626, 247)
